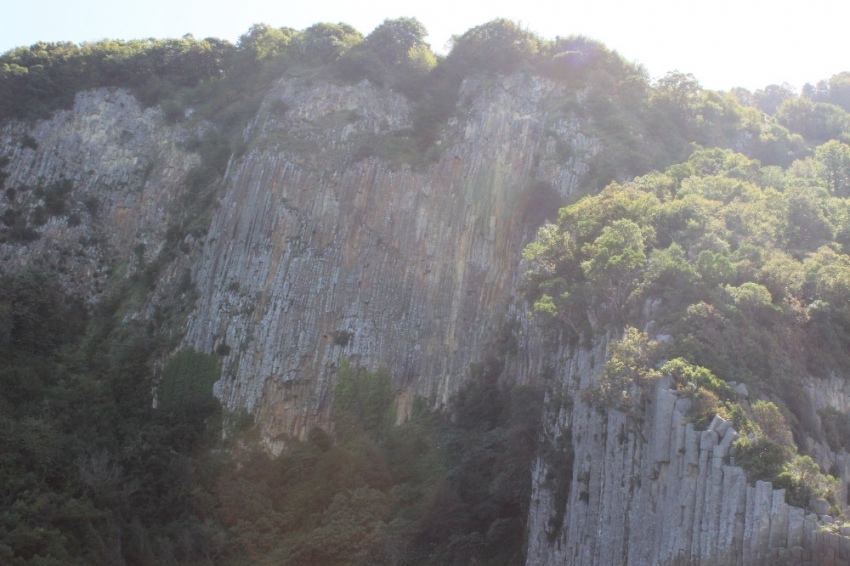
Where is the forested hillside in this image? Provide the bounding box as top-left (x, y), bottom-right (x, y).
top-left (524, 145), bottom-right (850, 513)
top-left (2, 17), bottom-right (850, 565)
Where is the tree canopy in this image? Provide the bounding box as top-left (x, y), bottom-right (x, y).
top-left (524, 142), bottom-right (850, 513)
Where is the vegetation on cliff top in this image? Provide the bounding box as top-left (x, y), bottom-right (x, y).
top-left (4, 18), bottom-right (850, 184)
top-left (524, 142), bottom-right (850, 513)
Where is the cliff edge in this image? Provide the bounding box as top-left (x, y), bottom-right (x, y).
top-left (527, 338), bottom-right (850, 566)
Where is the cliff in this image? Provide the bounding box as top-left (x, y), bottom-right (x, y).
top-left (182, 73), bottom-right (597, 448)
top-left (0, 74), bottom-right (596, 447)
top-left (526, 338), bottom-right (850, 566)
top-left (6, 21), bottom-right (850, 565)
top-left (0, 88), bottom-right (200, 300)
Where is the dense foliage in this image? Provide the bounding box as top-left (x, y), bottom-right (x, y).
top-left (0, 36), bottom-right (236, 121)
top-left (0, 275), bottom-right (543, 566)
top-left (524, 143), bottom-right (850, 512)
top-left (217, 358), bottom-right (543, 566)
top-left (5, 18), bottom-right (850, 184)
top-left (0, 270), bottom-right (226, 565)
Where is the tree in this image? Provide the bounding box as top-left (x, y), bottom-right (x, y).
top-left (815, 140), bottom-right (850, 197)
top-left (294, 22), bottom-right (363, 65)
top-left (446, 19), bottom-right (540, 76)
top-left (333, 361), bottom-right (396, 440)
top-left (809, 253), bottom-right (850, 317)
top-left (775, 455), bottom-right (840, 510)
top-left (337, 18), bottom-right (436, 94)
top-left (158, 348), bottom-right (221, 416)
top-left (237, 23), bottom-right (294, 60)
top-left (776, 96), bottom-right (814, 137)
top-left (777, 97), bottom-right (849, 142)
top-left (828, 71), bottom-right (850, 112)
top-left (752, 83), bottom-right (795, 115)
top-left (725, 282), bottom-right (775, 317)
top-left (0, 269), bottom-right (86, 357)
top-left (365, 18), bottom-right (429, 67)
top-left (653, 71), bottom-right (702, 117)
top-left (581, 219), bottom-right (648, 317)
top-left (696, 250), bottom-right (736, 287)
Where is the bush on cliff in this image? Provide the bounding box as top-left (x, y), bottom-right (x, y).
top-left (581, 327), bottom-right (661, 416)
top-left (524, 142), bottom-right (850, 513)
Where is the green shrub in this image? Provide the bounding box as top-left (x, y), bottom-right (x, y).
top-left (158, 347), bottom-right (221, 412)
top-left (333, 360), bottom-right (395, 440)
top-left (662, 358), bottom-right (731, 397)
top-left (750, 399), bottom-right (795, 449)
top-left (0, 269), bottom-right (86, 358)
top-left (734, 437), bottom-right (789, 483)
top-left (582, 327), bottom-right (661, 414)
top-left (774, 455), bottom-right (840, 512)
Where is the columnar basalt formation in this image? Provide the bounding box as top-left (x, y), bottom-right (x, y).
top-left (0, 75), bottom-right (597, 446)
top-left (526, 340), bottom-right (850, 566)
top-left (184, 74), bottom-right (597, 447)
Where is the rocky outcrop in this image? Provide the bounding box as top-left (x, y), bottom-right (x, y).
top-left (527, 339), bottom-right (850, 566)
top-left (803, 375), bottom-right (850, 416)
top-left (798, 375), bottom-right (850, 518)
top-left (0, 88), bottom-right (200, 299)
top-left (184, 73), bottom-right (597, 448)
top-left (0, 74), bottom-right (597, 448)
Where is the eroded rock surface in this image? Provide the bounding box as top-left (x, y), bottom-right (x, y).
top-left (527, 340), bottom-right (850, 566)
top-left (0, 88), bottom-right (200, 299)
top-left (184, 74), bottom-right (597, 447)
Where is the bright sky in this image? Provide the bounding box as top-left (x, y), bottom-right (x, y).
top-left (2, 0), bottom-right (847, 92)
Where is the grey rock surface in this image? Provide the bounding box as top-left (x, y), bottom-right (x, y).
top-left (0, 89), bottom-right (200, 299)
top-left (526, 338), bottom-right (850, 566)
top-left (182, 73), bottom-right (598, 448)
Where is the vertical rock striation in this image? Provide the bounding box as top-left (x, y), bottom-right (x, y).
top-left (184, 74), bottom-right (597, 447)
top-left (527, 339), bottom-right (850, 566)
top-left (0, 75), bottom-right (598, 446)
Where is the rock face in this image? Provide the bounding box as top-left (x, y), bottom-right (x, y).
top-left (799, 375), bottom-right (850, 518)
top-left (5, 75), bottom-right (850, 563)
top-left (0, 88), bottom-right (200, 299)
top-left (0, 75), bottom-right (597, 447)
top-left (526, 339), bottom-right (850, 566)
top-left (183, 74), bottom-right (597, 447)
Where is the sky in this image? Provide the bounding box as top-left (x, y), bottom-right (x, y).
top-left (1, 0), bottom-right (847, 92)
